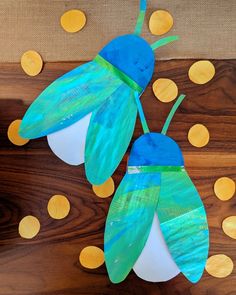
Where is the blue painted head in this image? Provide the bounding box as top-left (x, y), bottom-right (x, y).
top-left (99, 34), bottom-right (155, 90)
top-left (128, 132), bottom-right (184, 166)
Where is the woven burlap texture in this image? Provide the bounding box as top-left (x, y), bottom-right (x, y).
top-left (0, 0), bottom-right (235, 62)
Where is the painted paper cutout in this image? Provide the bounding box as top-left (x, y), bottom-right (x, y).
top-left (47, 195), bottom-right (70, 220)
top-left (152, 78), bottom-right (178, 103)
top-left (205, 254), bottom-right (234, 278)
top-left (21, 50), bottom-right (43, 76)
top-left (60, 9), bottom-right (86, 33)
top-left (92, 177), bottom-right (115, 198)
top-left (104, 172), bottom-right (160, 283)
top-left (19, 0), bottom-right (179, 185)
top-left (214, 176), bottom-right (235, 201)
top-left (149, 10), bottom-right (174, 36)
top-left (104, 95), bottom-right (209, 283)
top-left (85, 86), bottom-right (137, 184)
top-left (8, 119), bottom-right (29, 146)
top-left (79, 246), bottom-right (104, 269)
top-left (222, 216), bottom-right (236, 239)
top-left (188, 60), bottom-right (215, 84)
top-left (188, 123), bottom-right (210, 148)
top-left (19, 215), bottom-right (40, 239)
top-left (156, 168), bottom-right (208, 283)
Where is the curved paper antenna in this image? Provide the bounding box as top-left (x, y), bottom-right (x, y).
top-left (134, 92), bottom-right (150, 134)
top-left (151, 35), bottom-right (179, 51)
top-left (134, 0), bottom-right (147, 35)
top-left (161, 94), bottom-right (186, 135)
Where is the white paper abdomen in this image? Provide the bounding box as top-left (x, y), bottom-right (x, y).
top-left (133, 213), bottom-right (180, 282)
top-left (47, 113), bottom-right (92, 165)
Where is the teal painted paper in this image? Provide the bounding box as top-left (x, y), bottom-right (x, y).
top-left (128, 165), bottom-right (184, 174)
top-left (19, 0), bottom-right (181, 194)
top-left (134, 0), bottom-right (146, 35)
top-left (157, 170), bottom-right (209, 283)
top-left (134, 11), bottom-right (146, 36)
top-left (105, 134), bottom-right (209, 284)
top-left (104, 172), bottom-right (160, 283)
top-left (94, 55), bottom-right (142, 93)
top-left (104, 90), bottom-right (208, 283)
top-left (85, 88), bottom-right (137, 185)
top-left (99, 34), bottom-right (154, 90)
top-left (161, 94), bottom-right (186, 135)
top-left (105, 165), bottom-right (209, 284)
top-left (151, 35), bottom-right (179, 51)
top-left (134, 93), bottom-right (150, 134)
top-left (20, 60), bottom-right (123, 139)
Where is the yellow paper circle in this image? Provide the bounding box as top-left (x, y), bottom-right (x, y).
top-left (60, 9), bottom-right (86, 33)
top-left (19, 215), bottom-right (40, 239)
top-left (205, 254), bottom-right (234, 278)
top-left (222, 216), bottom-right (236, 239)
top-left (152, 78), bottom-right (178, 103)
top-left (188, 124), bottom-right (210, 148)
top-left (79, 246), bottom-right (104, 269)
top-left (149, 10), bottom-right (174, 35)
top-left (92, 177), bottom-right (115, 198)
top-left (21, 50), bottom-right (43, 76)
top-left (214, 177), bottom-right (235, 201)
top-left (47, 195), bottom-right (70, 219)
top-left (188, 60), bottom-right (215, 84)
top-left (8, 119), bottom-right (29, 146)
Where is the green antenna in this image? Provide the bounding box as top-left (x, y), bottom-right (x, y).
top-left (134, 0), bottom-right (147, 35)
top-left (161, 94), bottom-right (186, 135)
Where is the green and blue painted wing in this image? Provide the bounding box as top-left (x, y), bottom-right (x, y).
top-left (19, 60), bottom-right (123, 139)
top-left (85, 89), bottom-right (137, 185)
top-left (104, 172), bottom-right (160, 283)
top-left (157, 170), bottom-right (209, 283)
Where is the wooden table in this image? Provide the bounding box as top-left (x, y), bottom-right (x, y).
top-left (0, 60), bottom-right (235, 295)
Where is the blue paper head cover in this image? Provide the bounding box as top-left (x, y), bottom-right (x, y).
top-left (128, 132), bottom-right (184, 166)
top-left (99, 34), bottom-right (155, 89)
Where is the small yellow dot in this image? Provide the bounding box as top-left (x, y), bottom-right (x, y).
top-left (205, 254), bottom-right (234, 278)
top-left (19, 215), bottom-right (40, 239)
top-left (214, 177), bottom-right (235, 201)
top-left (21, 50), bottom-right (43, 77)
top-left (149, 10), bottom-right (174, 36)
top-left (188, 124), bottom-right (210, 148)
top-left (8, 119), bottom-right (29, 146)
top-left (152, 78), bottom-right (178, 103)
top-left (92, 177), bottom-right (115, 198)
top-left (79, 246), bottom-right (104, 269)
top-left (188, 60), bottom-right (215, 84)
top-left (60, 9), bottom-right (86, 33)
top-left (47, 195), bottom-right (70, 219)
top-left (222, 216), bottom-right (236, 239)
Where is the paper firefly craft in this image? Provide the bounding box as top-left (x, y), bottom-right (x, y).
top-left (104, 94), bottom-right (209, 283)
top-left (19, 0), bottom-right (178, 185)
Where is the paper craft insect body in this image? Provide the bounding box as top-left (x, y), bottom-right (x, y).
top-left (19, 0), bottom-right (178, 185)
top-left (104, 94), bottom-right (209, 283)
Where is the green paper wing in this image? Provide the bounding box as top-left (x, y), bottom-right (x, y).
top-left (104, 172), bottom-right (160, 283)
top-left (20, 60), bottom-right (123, 139)
top-left (157, 170), bottom-right (209, 283)
top-left (85, 88), bottom-right (137, 185)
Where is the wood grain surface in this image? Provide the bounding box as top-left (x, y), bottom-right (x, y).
top-left (0, 60), bottom-right (235, 295)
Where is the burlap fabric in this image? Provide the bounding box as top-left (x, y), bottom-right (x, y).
top-left (0, 0), bottom-right (235, 62)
